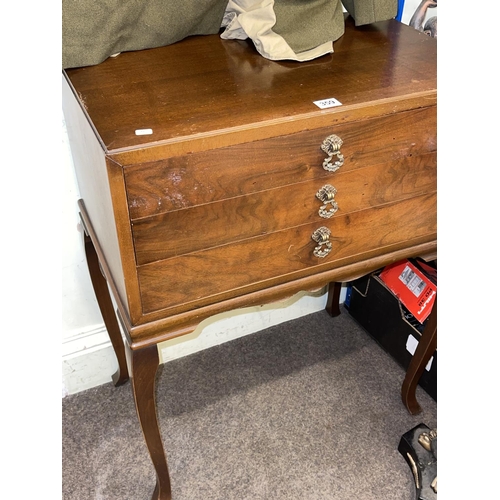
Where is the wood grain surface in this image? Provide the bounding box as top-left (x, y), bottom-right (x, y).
top-left (137, 193), bottom-right (436, 314)
top-left (63, 17), bottom-right (437, 339)
top-left (64, 17), bottom-right (437, 154)
top-left (132, 152), bottom-right (436, 264)
top-left (125, 106), bottom-right (436, 220)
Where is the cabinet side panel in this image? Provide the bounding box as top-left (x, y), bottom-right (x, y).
top-left (62, 75), bottom-right (129, 316)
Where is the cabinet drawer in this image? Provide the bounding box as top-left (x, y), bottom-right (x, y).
top-left (131, 152), bottom-right (436, 265)
top-left (137, 193), bottom-right (437, 315)
top-left (124, 106), bottom-right (436, 220)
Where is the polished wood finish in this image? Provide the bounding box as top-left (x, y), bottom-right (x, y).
top-left (131, 152), bottom-right (436, 265)
top-left (64, 19), bottom-right (436, 154)
top-left (83, 229), bottom-right (129, 386)
top-left (125, 107), bottom-right (436, 221)
top-left (62, 81), bottom-right (131, 317)
top-left (138, 193), bottom-right (436, 314)
top-left (129, 344), bottom-right (172, 500)
top-left (63, 17), bottom-right (437, 499)
top-left (326, 282), bottom-right (342, 317)
top-left (64, 18), bottom-right (437, 342)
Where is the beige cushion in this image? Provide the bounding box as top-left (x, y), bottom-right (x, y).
top-left (221, 0), bottom-right (337, 61)
top-left (221, 0), bottom-right (397, 61)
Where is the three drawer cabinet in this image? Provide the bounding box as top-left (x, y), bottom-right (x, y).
top-left (63, 17), bottom-right (437, 500)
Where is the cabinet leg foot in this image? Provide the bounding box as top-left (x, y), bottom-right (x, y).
top-left (83, 231), bottom-right (129, 386)
top-left (130, 345), bottom-right (172, 500)
top-left (325, 282), bottom-right (342, 317)
top-left (401, 299), bottom-right (437, 415)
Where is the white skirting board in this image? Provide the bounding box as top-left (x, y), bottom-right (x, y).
top-left (62, 325), bottom-right (119, 396)
top-left (62, 286), bottom-right (346, 396)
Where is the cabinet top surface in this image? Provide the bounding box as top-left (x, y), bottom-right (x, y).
top-left (64, 17), bottom-right (436, 153)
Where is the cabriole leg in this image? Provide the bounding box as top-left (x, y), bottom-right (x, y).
top-left (83, 231), bottom-right (129, 386)
top-left (130, 345), bottom-right (172, 500)
top-left (401, 299), bottom-right (437, 415)
top-left (325, 282), bottom-right (342, 317)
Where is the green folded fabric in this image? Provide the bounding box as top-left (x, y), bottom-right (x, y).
top-left (341, 0), bottom-right (398, 26)
top-left (62, 0), bottom-right (229, 69)
top-left (272, 0), bottom-right (345, 54)
top-left (62, 0), bottom-right (398, 69)
top-left (273, 0), bottom-right (398, 54)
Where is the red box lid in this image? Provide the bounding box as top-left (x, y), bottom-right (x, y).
top-left (379, 260), bottom-right (437, 323)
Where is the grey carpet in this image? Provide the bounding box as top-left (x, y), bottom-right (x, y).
top-left (62, 308), bottom-right (437, 500)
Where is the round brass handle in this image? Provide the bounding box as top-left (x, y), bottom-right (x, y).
top-left (321, 134), bottom-right (344, 172)
top-left (311, 226), bottom-right (332, 258)
top-left (316, 184), bottom-right (338, 218)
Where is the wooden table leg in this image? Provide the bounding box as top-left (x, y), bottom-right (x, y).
top-left (130, 345), bottom-right (173, 500)
top-left (401, 298), bottom-right (437, 415)
top-left (83, 231), bottom-right (129, 386)
top-left (325, 282), bottom-right (342, 317)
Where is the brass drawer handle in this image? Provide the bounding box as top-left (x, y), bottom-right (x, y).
top-left (311, 226), bottom-right (332, 258)
top-left (321, 134), bottom-right (344, 172)
top-left (316, 184), bottom-right (338, 218)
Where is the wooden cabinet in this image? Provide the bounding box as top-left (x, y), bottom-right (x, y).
top-left (63, 17), bottom-right (436, 499)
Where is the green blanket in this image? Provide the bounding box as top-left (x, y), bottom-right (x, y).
top-left (273, 0), bottom-right (397, 53)
top-left (63, 0), bottom-right (398, 69)
top-left (62, 0), bottom-right (229, 69)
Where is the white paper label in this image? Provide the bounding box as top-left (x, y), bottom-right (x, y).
top-left (406, 335), bottom-right (433, 371)
top-left (135, 128), bottom-right (153, 135)
top-left (313, 97), bottom-right (342, 109)
top-left (399, 265), bottom-right (426, 297)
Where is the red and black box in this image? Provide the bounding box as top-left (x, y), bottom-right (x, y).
top-left (344, 259), bottom-right (437, 400)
